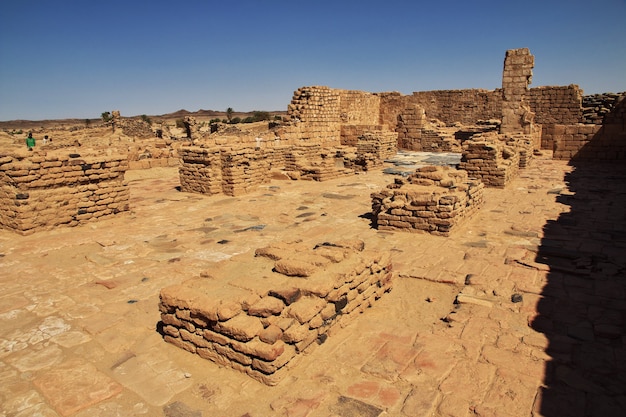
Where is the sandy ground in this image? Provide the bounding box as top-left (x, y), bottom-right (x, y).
top-left (1, 153), bottom-right (625, 417)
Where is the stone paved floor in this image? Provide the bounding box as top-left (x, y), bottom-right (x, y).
top-left (1, 153), bottom-right (624, 417)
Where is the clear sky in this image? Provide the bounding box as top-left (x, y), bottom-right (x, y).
top-left (1, 0), bottom-right (625, 121)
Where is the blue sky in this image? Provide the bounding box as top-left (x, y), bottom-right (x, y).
top-left (1, 0), bottom-right (625, 121)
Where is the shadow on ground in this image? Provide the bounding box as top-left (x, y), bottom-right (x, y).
top-left (532, 158), bottom-right (626, 416)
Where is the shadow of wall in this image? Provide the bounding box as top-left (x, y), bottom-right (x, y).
top-left (531, 100), bottom-right (626, 415)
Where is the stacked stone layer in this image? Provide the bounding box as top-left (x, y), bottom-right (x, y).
top-left (395, 105), bottom-right (425, 150)
top-left (459, 136), bottom-right (520, 188)
top-left (355, 132), bottom-right (398, 170)
top-left (159, 240), bottom-right (393, 385)
top-left (506, 134), bottom-right (535, 169)
top-left (340, 124), bottom-right (386, 147)
top-left (371, 166), bottom-right (484, 237)
top-left (286, 86), bottom-right (342, 145)
top-left (528, 85), bottom-right (583, 126)
top-left (582, 92), bottom-right (626, 124)
top-left (501, 48), bottom-right (535, 135)
top-left (0, 152), bottom-right (129, 234)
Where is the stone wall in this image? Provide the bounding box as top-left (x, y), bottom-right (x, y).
top-left (501, 48), bottom-right (535, 135)
top-left (0, 151), bottom-right (129, 234)
top-left (528, 85), bottom-right (583, 126)
top-left (159, 239), bottom-right (393, 385)
top-left (371, 166), bottom-right (484, 236)
top-left (459, 135), bottom-right (520, 188)
top-left (179, 146), bottom-right (281, 196)
top-left (582, 92), bottom-right (626, 124)
top-left (340, 125), bottom-right (387, 147)
top-left (550, 95), bottom-right (625, 160)
top-left (395, 105), bottom-right (426, 150)
top-left (409, 90), bottom-right (502, 125)
top-left (338, 90), bottom-right (381, 125)
top-left (355, 132), bottom-right (398, 170)
top-left (286, 86), bottom-right (342, 145)
top-left (127, 140), bottom-right (180, 170)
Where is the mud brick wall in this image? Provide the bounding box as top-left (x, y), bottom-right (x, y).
top-left (0, 152), bottom-right (129, 235)
top-left (159, 239), bottom-right (394, 385)
top-left (459, 136), bottom-right (520, 188)
top-left (528, 85), bottom-right (583, 126)
top-left (371, 166), bottom-right (484, 237)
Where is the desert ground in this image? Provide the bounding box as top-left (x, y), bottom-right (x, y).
top-left (2, 134), bottom-right (625, 417)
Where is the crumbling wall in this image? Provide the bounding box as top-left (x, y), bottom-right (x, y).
top-left (159, 239), bottom-right (393, 385)
top-left (459, 135), bottom-right (520, 188)
top-left (371, 166), bottom-right (484, 236)
top-left (283, 144), bottom-right (354, 181)
top-left (582, 92), bottom-right (626, 124)
top-left (0, 151), bottom-right (129, 234)
top-left (127, 140), bottom-right (180, 169)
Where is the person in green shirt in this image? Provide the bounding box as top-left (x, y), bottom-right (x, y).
top-left (26, 132), bottom-right (35, 150)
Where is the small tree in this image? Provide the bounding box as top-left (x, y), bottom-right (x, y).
top-left (85, 119), bottom-right (91, 127)
top-left (226, 107), bottom-right (234, 123)
top-left (252, 111), bottom-right (270, 122)
top-left (140, 114), bottom-right (152, 125)
top-left (101, 111), bottom-right (112, 122)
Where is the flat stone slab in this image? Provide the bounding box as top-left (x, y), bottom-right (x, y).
top-left (33, 358), bottom-right (123, 417)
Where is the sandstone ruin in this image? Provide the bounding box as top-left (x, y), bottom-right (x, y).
top-left (2, 48), bottom-right (623, 235)
top-left (1, 46), bottom-right (625, 414)
top-left (159, 240), bottom-right (393, 385)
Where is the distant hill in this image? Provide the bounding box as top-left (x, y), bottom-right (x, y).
top-left (0, 109), bottom-right (288, 130)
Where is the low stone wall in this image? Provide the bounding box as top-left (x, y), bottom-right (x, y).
top-left (459, 135), bottom-right (520, 188)
top-left (505, 133), bottom-right (536, 169)
top-left (0, 151), bottom-right (129, 234)
top-left (550, 124), bottom-right (625, 160)
top-left (355, 132), bottom-right (398, 170)
top-left (159, 240), bottom-right (393, 385)
top-left (127, 140), bottom-right (180, 170)
top-left (371, 166), bottom-right (484, 236)
top-left (283, 144), bottom-right (353, 181)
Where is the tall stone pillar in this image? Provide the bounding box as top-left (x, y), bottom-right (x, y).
top-left (501, 48), bottom-right (535, 134)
